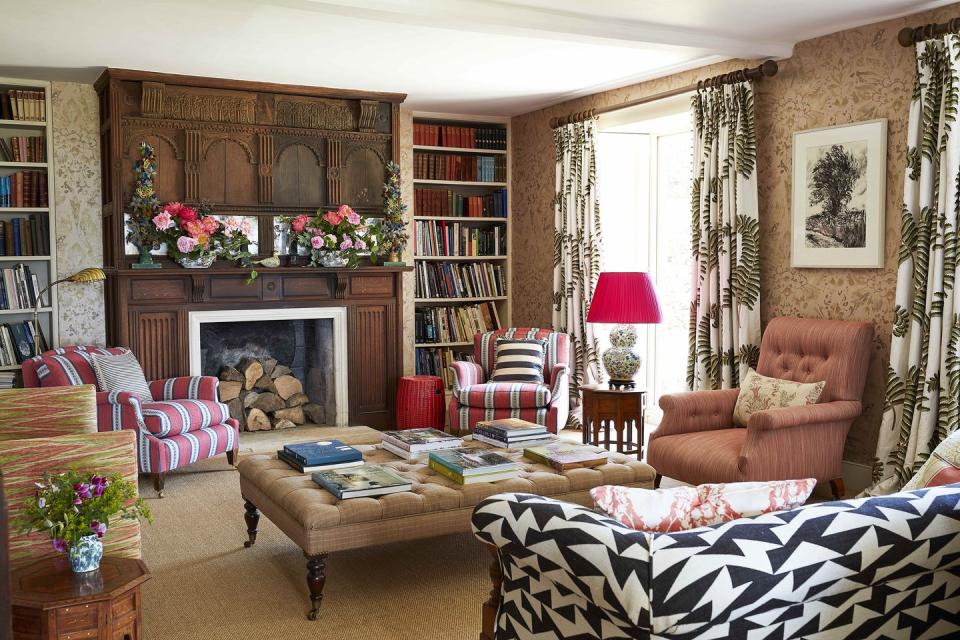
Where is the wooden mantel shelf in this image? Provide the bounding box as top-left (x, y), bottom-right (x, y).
top-left (104, 264), bottom-right (413, 277)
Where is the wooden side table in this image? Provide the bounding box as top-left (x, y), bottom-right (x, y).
top-left (11, 556), bottom-right (150, 640)
top-left (581, 384), bottom-right (647, 457)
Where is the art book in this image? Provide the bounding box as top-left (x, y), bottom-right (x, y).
top-left (428, 447), bottom-right (517, 476)
top-left (283, 440), bottom-right (362, 467)
top-left (523, 442), bottom-right (609, 471)
top-left (312, 464), bottom-right (412, 499)
top-left (380, 428), bottom-right (463, 452)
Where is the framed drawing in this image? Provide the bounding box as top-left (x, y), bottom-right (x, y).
top-left (791, 119), bottom-right (887, 268)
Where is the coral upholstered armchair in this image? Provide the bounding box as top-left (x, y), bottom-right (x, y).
top-left (22, 346), bottom-right (239, 496)
top-left (648, 317), bottom-right (874, 498)
top-left (448, 328), bottom-right (570, 434)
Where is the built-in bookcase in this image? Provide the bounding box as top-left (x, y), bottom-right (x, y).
top-left (412, 112), bottom-right (511, 390)
top-left (0, 77), bottom-right (58, 374)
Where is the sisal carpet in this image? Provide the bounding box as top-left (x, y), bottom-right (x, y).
top-left (138, 427), bottom-right (490, 640)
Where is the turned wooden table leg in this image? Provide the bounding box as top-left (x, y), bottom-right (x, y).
top-left (243, 500), bottom-right (260, 548)
top-left (305, 553), bottom-right (328, 621)
top-left (480, 545), bottom-right (502, 640)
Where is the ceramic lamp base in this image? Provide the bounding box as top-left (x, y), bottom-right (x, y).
top-left (601, 324), bottom-right (641, 389)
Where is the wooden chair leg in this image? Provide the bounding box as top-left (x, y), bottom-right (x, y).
top-left (152, 473), bottom-right (166, 498)
top-left (226, 448), bottom-right (236, 466)
top-left (829, 478), bottom-right (845, 500)
top-left (305, 553), bottom-right (328, 621)
top-left (243, 499), bottom-right (260, 548)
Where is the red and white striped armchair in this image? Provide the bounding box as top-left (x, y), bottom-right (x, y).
top-left (447, 328), bottom-right (570, 434)
top-left (22, 346), bottom-right (239, 496)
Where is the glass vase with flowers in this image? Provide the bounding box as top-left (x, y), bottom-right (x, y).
top-left (285, 204), bottom-right (370, 268)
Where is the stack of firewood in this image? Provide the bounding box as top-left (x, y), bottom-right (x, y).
top-left (218, 357), bottom-right (325, 430)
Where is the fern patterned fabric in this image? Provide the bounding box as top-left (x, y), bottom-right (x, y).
top-left (553, 118), bottom-right (602, 419)
top-left (688, 82), bottom-right (761, 391)
top-left (869, 35), bottom-right (960, 496)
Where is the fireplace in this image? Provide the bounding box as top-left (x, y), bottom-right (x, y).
top-left (188, 307), bottom-right (349, 428)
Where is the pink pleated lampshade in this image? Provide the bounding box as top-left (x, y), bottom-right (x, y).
top-left (586, 272), bottom-right (663, 324)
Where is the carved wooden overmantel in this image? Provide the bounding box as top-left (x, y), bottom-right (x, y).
top-left (95, 70), bottom-right (408, 428)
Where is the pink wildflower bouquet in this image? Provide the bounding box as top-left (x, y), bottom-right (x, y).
top-left (152, 201), bottom-right (252, 262)
top-left (285, 204), bottom-right (371, 267)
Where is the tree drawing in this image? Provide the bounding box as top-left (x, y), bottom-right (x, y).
top-left (809, 144), bottom-right (863, 220)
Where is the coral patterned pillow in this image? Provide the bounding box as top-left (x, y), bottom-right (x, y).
top-left (903, 430), bottom-right (960, 490)
top-left (732, 368), bottom-right (825, 427)
top-left (591, 479), bottom-right (816, 533)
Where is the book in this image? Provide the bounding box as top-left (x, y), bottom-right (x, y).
top-left (428, 457), bottom-right (519, 484)
top-left (474, 418), bottom-right (547, 439)
top-left (312, 464), bottom-right (412, 499)
top-left (283, 440), bottom-right (362, 467)
top-left (472, 433), bottom-right (556, 449)
top-left (428, 447), bottom-right (518, 476)
top-left (523, 442), bottom-right (610, 471)
top-left (380, 428), bottom-right (463, 453)
top-left (276, 450), bottom-right (365, 473)
top-left (380, 440), bottom-right (427, 460)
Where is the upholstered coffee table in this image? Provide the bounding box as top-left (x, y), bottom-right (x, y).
top-left (237, 426), bottom-right (656, 620)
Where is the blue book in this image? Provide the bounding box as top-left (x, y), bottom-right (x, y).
top-left (283, 440), bottom-right (362, 466)
top-left (11, 219), bottom-right (20, 256)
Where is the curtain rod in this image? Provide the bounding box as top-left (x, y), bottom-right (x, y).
top-left (549, 60), bottom-right (778, 129)
top-left (898, 17), bottom-right (960, 47)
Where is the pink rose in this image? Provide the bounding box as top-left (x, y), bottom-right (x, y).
top-left (201, 217), bottom-right (220, 234)
top-left (183, 220), bottom-right (204, 237)
top-left (177, 236), bottom-right (198, 253)
top-left (323, 211), bottom-right (344, 226)
top-left (291, 214), bottom-right (310, 233)
top-left (347, 211), bottom-right (361, 225)
top-left (162, 202), bottom-right (185, 216)
top-left (177, 206), bottom-right (198, 222)
top-left (310, 235), bottom-right (324, 249)
top-left (337, 204), bottom-right (354, 217)
top-left (152, 211), bottom-right (174, 231)
top-left (354, 239), bottom-right (367, 251)
top-left (224, 216), bottom-right (243, 233)
top-left (239, 219), bottom-right (252, 236)
top-left (340, 238), bottom-right (353, 251)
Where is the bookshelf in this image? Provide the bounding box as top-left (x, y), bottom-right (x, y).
top-left (412, 112), bottom-right (511, 391)
top-left (0, 77), bottom-right (58, 376)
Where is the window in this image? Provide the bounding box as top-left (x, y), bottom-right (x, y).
top-left (596, 95), bottom-right (693, 421)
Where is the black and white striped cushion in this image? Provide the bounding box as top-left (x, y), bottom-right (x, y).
top-left (91, 351), bottom-right (153, 402)
top-left (489, 338), bottom-right (546, 383)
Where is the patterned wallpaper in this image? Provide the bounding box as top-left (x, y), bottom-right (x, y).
top-left (398, 108), bottom-right (415, 374)
top-left (51, 81), bottom-right (105, 346)
top-left (509, 4), bottom-right (960, 465)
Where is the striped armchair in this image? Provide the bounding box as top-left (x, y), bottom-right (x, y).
top-left (22, 346), bottom-right (239, 496)
top-left (447, 328), bottom-right (570, 434)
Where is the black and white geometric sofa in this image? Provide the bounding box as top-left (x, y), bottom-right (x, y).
top-left (471, 486), bottom-right (960, 640)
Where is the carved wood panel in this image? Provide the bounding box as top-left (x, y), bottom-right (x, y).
top-left (341, 143), bottom-right (387, 207)
top-left (350, 304), bottom-right (392, 414)
top-left (274, 142), bottom-right (324, 206)
top-left (131, 310), bottom-right (182, 380)
top-left (258, 134), bottom-right (274, 203)
top-left (199, 137), bottom-right (258, 204)
top-left (123, 131), bottom-right (184, 204)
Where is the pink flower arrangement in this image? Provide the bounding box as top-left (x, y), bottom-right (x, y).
top-left (283, 204), bottom-right (370, 267)
top-left (177, 236), bottom-right (199, 253)
top-left (152, 201), bottom-right (252, 263)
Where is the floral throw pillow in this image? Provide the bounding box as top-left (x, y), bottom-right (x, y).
top-left (591, 479), bottom-right (816, 533)
top-left (732, 368), bottom-right (825, 427)
top-left (902, 430), bottom-right (960, 490)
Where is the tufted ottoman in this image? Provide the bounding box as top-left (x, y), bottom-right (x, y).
top-left (237, 426), bottom-right (656, 620)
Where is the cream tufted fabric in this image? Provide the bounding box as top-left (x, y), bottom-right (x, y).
top-left (238, 426), bottom-right (656, 555)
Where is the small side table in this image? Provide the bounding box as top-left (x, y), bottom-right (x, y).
top-left (581, 384), bottom-right (647, 457)
top-left (11, 556), bottom-right (150, 640)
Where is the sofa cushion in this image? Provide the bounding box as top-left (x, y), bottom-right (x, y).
top-left (732, 367), bottom-right (825, 426)
top-left (903, 429), bottom-right (960, 490)
top-left (91, 351), bottom-right (153, 402)
top-left (0, 385), bottom-right (97, 441)
top-left (490, 338), bottom-right (546, 383)
top-left (591, 478), bottom-right (816, 532)
top-left (141, 399), bottom-right (230, 437)
top-left (457, 383), bottom-right (552, 409)
top-left (34, 346), bottom-right (128, 388)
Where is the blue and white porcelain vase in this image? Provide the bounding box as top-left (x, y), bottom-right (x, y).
top-left (68, 534), bottom-right (103, 573)
top-left (602, 324), bottom-right (641, 388)
top-left (318, 251), bottom-right (349, 268)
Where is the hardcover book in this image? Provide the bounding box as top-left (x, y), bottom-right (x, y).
top-left (283, 440), bottom-right (362, 466)
top-left (523, 442), bottom-right (610, 471)
top-left (428, 458), bottom-right (519, 485)
top-left (428, 447), bottom-right (518, 476)
top-left (473, 433), bottom-right (556, 449)
top-left (276, 450), bottom-right (364, 473)
top-left (381, 428), bottom-right (463, 452)
top-left (474, 418), bottom-right (547, 439)
top-left (312, 464), bottom-right (412, 499)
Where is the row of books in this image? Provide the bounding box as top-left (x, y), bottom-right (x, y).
top-left (414, 302), bottom-right (501, 345)
top-left (0, 136), bottom-right (45, 163)
top-left (414, 188), bottom-right (508, 218)
top-left (0, 264), bottom-right (46, 310)
top-left (413, 123), bottom-right (506, 150)
top-left (1, 215), bottom-right (50, 256)
top-left (415, 347), bottom-right (473, 387)
top-left (380, 428), bottom-right (463, 460)
top-left (414, 153), bottom-right (506, 183)
top-left (1, 90), bottom-right (45, 122)
top-left (415, 261), bottom-right (506, 299)
top-left (415, 220), bottom-right (506, 257)
top-left (0, 371), bottom-right (14, 389)
top-left (0, 171), bottom-right (48, 208)
top-left (0, 320), bottom-right (47, 366)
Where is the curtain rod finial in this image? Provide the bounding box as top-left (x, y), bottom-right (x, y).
top-left (898, 27), bottom-right (916, 47)
top-left (760, 59), bottom-right (778, 77)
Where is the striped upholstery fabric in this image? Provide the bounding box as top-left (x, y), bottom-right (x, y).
top-left (140, 422), bottom-right (237, 475)
top-left (0, 430), bottom-right (140, 569)
top-left (477, 328), bottom-right (569, 386)
top-left (149, 376), bottom-right (218, 401)
top-left (91, 350), bottom-right (153, 401)
top-left (489, 339), bottom-right (546, 383)
top-left (141, 399), bottom-right (231, 437)
top-left (456, 383), bottom-right (551, 409)
top-left (0, 385), bottom-right (97, 441)
top-left (26, 345), bottom-right (128, 388)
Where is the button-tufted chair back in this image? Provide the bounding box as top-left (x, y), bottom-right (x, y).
top-left (756, 317), bottom-right (874, 403)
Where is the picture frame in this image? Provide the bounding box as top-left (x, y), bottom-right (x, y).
top-left (791, 119), bottom-right (887, 268)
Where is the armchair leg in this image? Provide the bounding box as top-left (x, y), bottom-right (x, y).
top-left (152, 473), bottom-right (166, 498)
top-left (829, 478), bottom-right (845, 500)
top-left (226, 448), bottom-right (236, 466)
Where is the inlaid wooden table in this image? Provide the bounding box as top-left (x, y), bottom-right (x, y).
top-left (581, 384), bottom-right (647, 457)
top-left (10, 556), bottom-right (150, 640)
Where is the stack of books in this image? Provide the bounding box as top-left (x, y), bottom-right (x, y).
top-left (0, 371), bottom-right (15, 389)
top-left (473, 418), bottom-right (553, 448)
top-left (428, 448), bottom-right (519, 484)
top-left (524, 441), bottom-right (610, 471)
top-left (312, 464), bottom-right (412, 499)
top-left (0, 319), bottom-right (45, 365)
top-left (277, 440), bottom-right (363, 473)
top-left (380, 428), bottom-right (463, 460)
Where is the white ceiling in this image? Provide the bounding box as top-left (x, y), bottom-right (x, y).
top-left (0, 0), bottom-right (951, 116)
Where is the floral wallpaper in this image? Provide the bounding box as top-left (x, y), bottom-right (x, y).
top-left (51, 81), bottom-right (105, 346)
top-left (509, 4), bottom-right (960, 465)
top-left (398, 108), bottom-right (415, 374)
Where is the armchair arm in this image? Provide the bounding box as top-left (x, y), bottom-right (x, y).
top-left (652, 388), bottom-right (740, 439)
top-left (148, 376), bottom-right (219, 401)
top-left (747, 401), bottom-right (862, 431)
top-left (472, 493), bottom-right (652, 628)
top-left (96, 390), bottom-right (145, 433)
top-left (549, 362), bottom-right (569, 399)
top-left (449, 361), bottom-right (485, 393)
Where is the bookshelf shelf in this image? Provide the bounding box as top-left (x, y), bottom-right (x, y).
top-left (414, 216), bottom-right (507, 223)
top-left (0, 307), bottom-right (51, 316)
top-left (414, 341), bottom-right (473, 348)
top-left (415, 255), bottom-right (507, 261)
top-left (0, 207), bottom-right (48, 213)
top-left (0, 119), bottom-right (46, 129)
top-left (0, 161), bottom-right (46, 169)
top-left (415, 296), bottom-right (508, 303)
top-left (413, 145), bottom-right (507, 155)
top-left (413, 179), bottom-right (507, 187)
top-left (0, 255), bottom-right (50, 261)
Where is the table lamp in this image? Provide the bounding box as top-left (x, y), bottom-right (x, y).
top-left (33, 267), bottom-right (106, 355)
top-left (586, 271), bottom-right (662, 389)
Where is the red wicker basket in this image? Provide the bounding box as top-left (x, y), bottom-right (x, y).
top-left (395, 375), bottom-right (446, 430)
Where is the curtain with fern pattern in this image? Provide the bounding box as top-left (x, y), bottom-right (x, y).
top-left (687, 81), bottom-right (762, 391)
top-left (866, 35), bottom-right (960, 496)
top-left (553, 117), bottom-right (602, 424)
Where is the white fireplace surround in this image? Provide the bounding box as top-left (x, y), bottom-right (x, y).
top-left (188, 307), bottom-right (349, 427)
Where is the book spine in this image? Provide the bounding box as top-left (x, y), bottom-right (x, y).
top-left (428, 458), bottom-right (465, 484)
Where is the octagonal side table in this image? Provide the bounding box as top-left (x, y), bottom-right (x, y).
top-left (581, 384), bottom-right (647, 458)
